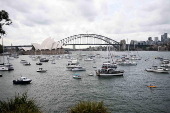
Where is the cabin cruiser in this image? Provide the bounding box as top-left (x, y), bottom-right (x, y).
top-left (13, 77), bottom-right (32, 84)
top-left (96, 68), bottom-right (124, 76)
top-left (66, 59), bottom-right (81, 68)
top-left (161, 63), bottom-right (170, 68)
top-left (117, 60), bottom-right (137, 66)
top-left (40, 58), bottom-right (49, 62)
top-left (37, 68), bottom-right (47, 72)
top-left (71, 67), bottom-right (86, 71)
top-left (0, 65), bottom-right (9, 71)
top-left (4, 63), bottom-right (14, 70)
top-left (153, 67), bottom-right (169, 73)
top-left (145, 66), bottom-right (158, 72)
top-left (102, 62), bottom-right (117, 68)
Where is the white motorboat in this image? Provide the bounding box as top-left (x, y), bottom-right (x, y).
top-left (13, 77), bottom-right (32, 84)
top-left (51, 60), bottom-right (56, 64)
top-left (161, 63), bottom-right (170, 68)
top-left (66, 59), bottom-right (81, 68)
top-left (84, 57), bottom-right (94, 61)
top-left (37, 68), bottom-right (47, 72)
top-left (0, 65), bottom-right (9, 71)
top-left (117, 60), bottom-right (137, 66)
top-left (73, 74), bottom-right (81, 79)
top-left (20, 59), bottom-right (27, 63)
top-left (102, 62), bottom-right (117, 68)
top-left (72, 67), bottom-right (86, 71)
top-left (96, 68), bottom-right (124, 76)
top-left (145, 66), bottom-right (157, 72)
top-left (88, 73), bottom-right (93, 76)
top-left (4, 63), bottom-right (14, 70)
top-left (153, 67), bottom-right (169, 73)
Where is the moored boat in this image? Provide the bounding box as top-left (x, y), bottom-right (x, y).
top-left (13, 77), bottom-right (32, 84)
top-left (73, 74), bottom-right (81, 79)
top-left (96, 68), bottom-right (124, 76)
top-left (72, 67), bottom-right (86, 71)
top-left (36, 62), bottom-right (42, 65)
top-left (153, 67), bottom-right (169, 73)
top-left (37, 68), bottom-right (47, 72)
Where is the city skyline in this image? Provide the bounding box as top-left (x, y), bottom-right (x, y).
top-left (1, 0), bottom-right (170, 46)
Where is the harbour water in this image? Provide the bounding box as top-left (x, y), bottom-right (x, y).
top-left (0, 51), bottom-right (170, 113)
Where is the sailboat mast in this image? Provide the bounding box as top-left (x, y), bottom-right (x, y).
top-left (2, 37), bottom-right (4, 63)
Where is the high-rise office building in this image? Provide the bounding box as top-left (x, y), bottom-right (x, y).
top-left (154, 37), bottom-right (158, 42)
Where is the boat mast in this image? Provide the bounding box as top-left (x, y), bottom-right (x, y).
top-left (2, 37), bottom-right (4, 63)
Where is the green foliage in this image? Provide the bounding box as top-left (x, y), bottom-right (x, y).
top-left (69, 101), bottom-right (110, 113)
top-left (0, 10), bottom-right (12, 37)
top-left (0, 92), bottom-right (42, 113)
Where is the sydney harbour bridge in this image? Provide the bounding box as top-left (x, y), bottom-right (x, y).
top-left (4, 34), bottom-right (149, 51)
top-left (4, 34), bottom-right (122, 50)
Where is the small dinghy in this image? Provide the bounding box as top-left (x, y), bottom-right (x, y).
top-left (88, 73), bottom-right (93, 76)
top-left (36, 62), bottom-right (42, 65)
top-left (37, 68), bottom-right (47, 72)
top-left (147, 85), bottom-right (157, 88)
top-left (73, 74), bottom-right (81, 79)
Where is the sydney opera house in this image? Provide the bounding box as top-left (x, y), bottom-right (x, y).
top-left (6, 38), bottom-right (66, 55)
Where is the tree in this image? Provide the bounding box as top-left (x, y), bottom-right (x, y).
top-left (0, 10), bottom-right (12, 38)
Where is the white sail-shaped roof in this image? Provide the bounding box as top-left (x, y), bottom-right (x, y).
top-left (32, 38), bottom-right (63, 50)
top-left (45, 38), bottom-right (55, 50)
top-left (41, 37), bottom-right (51, 48)
top-left (57, 43), bottom-right (63, 48)
top-left (32, 43), bottom-right (42, 50)
top-left (52, 42), bottom-right (59, 49)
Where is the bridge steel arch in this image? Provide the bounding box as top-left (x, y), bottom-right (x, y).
top-left (58, 34), bottom-right (120, 46)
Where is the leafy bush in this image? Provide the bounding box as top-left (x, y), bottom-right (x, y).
top-left (0, 92), bottom-right (41, 113)
top-left (69, 101), bottom-right (110, 113)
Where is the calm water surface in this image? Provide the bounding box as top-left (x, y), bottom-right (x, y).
top-left (0, 51), bottom-right (170, 113)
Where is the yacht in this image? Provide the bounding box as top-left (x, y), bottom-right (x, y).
top-left (117, 60), bottom-right (137, 66)
top-left (153, 67), bottom-right (169, 73)
top-left (96, 68), bottom-right (124, 76)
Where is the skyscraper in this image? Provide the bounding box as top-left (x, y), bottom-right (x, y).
top-left (154, 37), bottom-right (158, 42)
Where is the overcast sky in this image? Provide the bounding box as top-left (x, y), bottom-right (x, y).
top-left (0, 0), bottom-right (170, 46)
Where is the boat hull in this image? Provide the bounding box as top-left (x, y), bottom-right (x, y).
top-left (13, 80), bottom-right (31, 84)
top-left (96, 73), bottom-right (123, 76)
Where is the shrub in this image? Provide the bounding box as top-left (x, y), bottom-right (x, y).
top-left (0, 92), bottom-right (41, 113)
top-left (69, 101), bottom-right (110, 113)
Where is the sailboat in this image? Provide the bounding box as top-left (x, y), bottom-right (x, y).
top-left (0, 38), bottom-right (9, 71)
